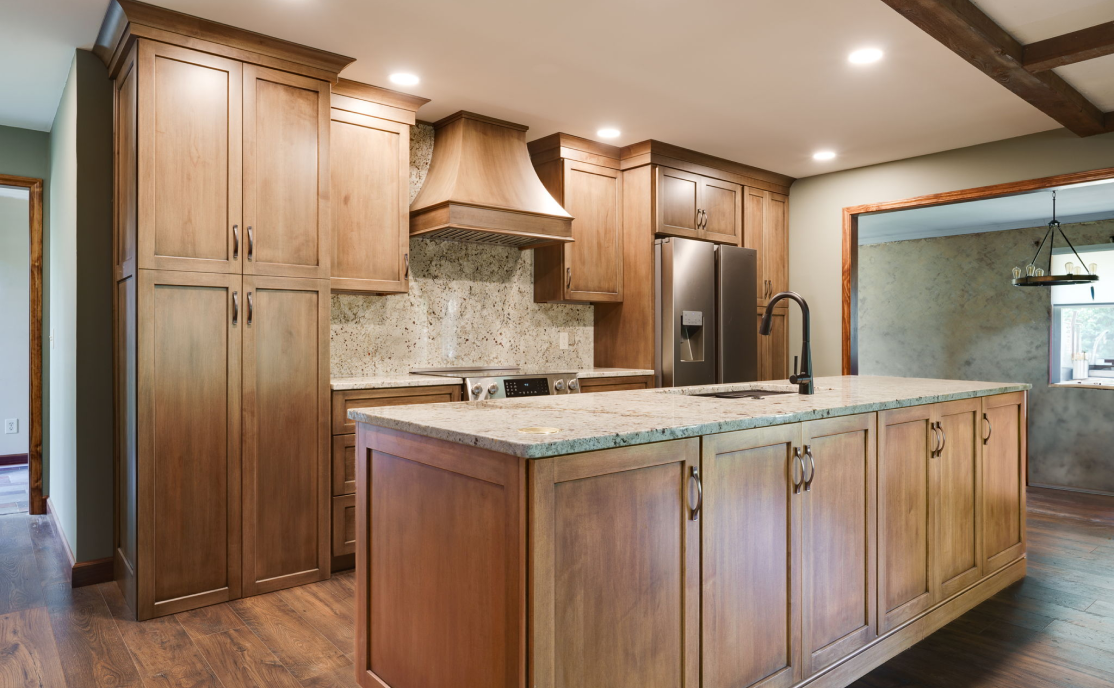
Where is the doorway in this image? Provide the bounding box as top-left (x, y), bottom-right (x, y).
top-left (0, 174), bottom-right (44, 515)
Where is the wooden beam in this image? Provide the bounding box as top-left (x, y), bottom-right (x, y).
top-left (1024, 22), bottom-right (1114, 72)
top-left (879, 0), bottom-right (1109, 136)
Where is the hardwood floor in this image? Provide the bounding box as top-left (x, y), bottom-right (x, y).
top-left (0, 486), bottom-right (1110, 687)
top-left (0, 464), bottom-right (29, 515)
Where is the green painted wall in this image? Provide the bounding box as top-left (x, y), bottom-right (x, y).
top-left (47, 50), bottom-right (114, 561)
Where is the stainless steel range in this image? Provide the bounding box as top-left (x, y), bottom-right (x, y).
top-left (411, 366), bottom-right (581, 401)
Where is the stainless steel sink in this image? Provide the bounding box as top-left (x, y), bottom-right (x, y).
top-left (691, 389), bottom-right (798, 400)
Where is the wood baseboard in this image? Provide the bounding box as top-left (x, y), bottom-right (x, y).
top-left (44, 496), bottom-right (116, 588)
top-left (331, 553), bottom-right (355, 573)
top-left (0, 453), bottom-right (29, 466)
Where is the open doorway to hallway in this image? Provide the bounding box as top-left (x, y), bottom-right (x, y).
top-left (0, 183), bottom-right (30, 514)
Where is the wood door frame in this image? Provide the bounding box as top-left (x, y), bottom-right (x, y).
top-left (841, 166), bottom-right (1114, 375)
top-left (0, 174), bottom-right (44, 515)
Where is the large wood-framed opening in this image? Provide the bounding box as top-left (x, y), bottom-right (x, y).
top-left (0, 173), bottom-right (44, 514)
top-left (842, 166), bottom-right (1114, 376)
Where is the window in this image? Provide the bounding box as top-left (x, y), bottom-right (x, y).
top-left (1051, 245), bottom-right (1114, 387)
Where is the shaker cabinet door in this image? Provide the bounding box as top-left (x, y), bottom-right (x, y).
top-left (701, 177), bottom-right (743, 245)
top-left (563, 160), bottom-right (623, 302)
top-left (800, 414), bottom-right (877, 677)
top-left (981, 392), bottom-right (1027, 574)
top-left (243, 66), bottom-right (331, 279)
top-left (529, 439), bottom-right (701, 688)
top-left (933, 398), bottom-right (983, 598)
top-left (702, 425), bottom-right (802, 688)
top-left (757, 306), bottom-right (789, 381)
top-left (654, 166), bottom-right (702, 239)
top-left (241, 276), bottom-right (331, 595)
top-left (136, 42), bottom-right (242, 274)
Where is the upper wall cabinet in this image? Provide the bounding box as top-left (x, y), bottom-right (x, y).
top-left (529, 134), bottom-right (624, 304)
top-left (653, 166), bottom-right (742, 245)
top-left (329, 80), bottom-right (429, 295)
top-left (744, 187), bottom-right (789, 305)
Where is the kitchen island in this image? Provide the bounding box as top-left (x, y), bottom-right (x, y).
top-left (348, 376), bottom-right (1029, 688)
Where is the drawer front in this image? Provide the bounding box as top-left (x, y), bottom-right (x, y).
top-left (578, 375), bottom-right (655, 394)
top-left (332, 434), bottom-right (356, 495)
top-left (331, 385), bottom-right (462, 434)
top-left (332, 494), bottom-right (356, 557)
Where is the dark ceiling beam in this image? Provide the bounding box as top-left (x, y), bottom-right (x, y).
top-left (1023, 22), bottom-right (1114, 72)
top-left (879, 0), bottom-right (1110, 137)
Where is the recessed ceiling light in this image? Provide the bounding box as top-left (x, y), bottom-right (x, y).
top-left (597, 128), bottom-right (621, 139)
top-left (813, 150), bottom-right (837, 161)
top-left (389, 73), bottom-right (420, 86)
top-left (848, 48), bottom-right (884, 64)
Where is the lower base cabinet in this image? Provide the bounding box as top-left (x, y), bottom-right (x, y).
top-left (353, 397), bottom-right (1026, 688)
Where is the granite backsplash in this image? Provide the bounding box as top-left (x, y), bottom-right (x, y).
top-left (329, 123), bottom-right (594, 377)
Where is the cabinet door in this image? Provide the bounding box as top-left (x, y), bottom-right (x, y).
top-left (242, 276), bottom-right (330, 595)
top-left (934, 398), bottom-right (983, 598)
top-left (330, 108), bottom-right (410, 294)
top-left (744, 187), bottom-right (768, 303)
top-left (137, 41), bottom-right (242, 274)
top-left (982, 392), bottom-right (1027, 575)
top-left (757, 306), bottom-right (789, 381)
top-left (800, 414), bottom-right (877, 676)
top-left (563, 160), bottom-right (623, 302)
top-left (243, 66), bottom-right (330, 279)
top-left (654, 166), bottom-right (702, 239)
top-left (701, 178), bottom-right (743, 245)
top-left (137, 270), bottom-right (241, 619)
top-left (702, 425), bottom-right (802, 688)
top-left (530, 439), bottom-right (700, 688)
top-left (765, 192), bottom-right (789, 297)
top-left (877, 406), bottom-right (934, 634)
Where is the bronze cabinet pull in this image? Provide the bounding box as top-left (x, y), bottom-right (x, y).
top-left (404, 253), bottom-right (410, 279)
top-left (803, 445), bottom-right (816, 492)
top-left (938, 422), bottom-right (947, 455)
top-left (930, 422), bottom-right (939, 457)
top-left (232, 291), bottom-right (239, 325)
top-left (247, 226), bottom-right (254, 261)
top-left (792, 447), bottom-right (804, 494)
top-left (566, 267), bottom-right (572, 289)
top-left (246, 291), bottom-right (254, 326)
top-left (983, 413), bottom-right (992, 445)
top-left (689, 466), bottom-right (703, 521)
top-left (232, 224), bottom-right (239, 260)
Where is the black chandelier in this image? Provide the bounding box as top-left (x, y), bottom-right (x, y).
top-left (1012, 190), bottom-right (1098, 287)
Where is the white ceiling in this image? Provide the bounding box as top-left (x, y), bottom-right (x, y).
top-left (2, 0), bottom-right (1104, 177)
top-left (858, 179), bottom-right (1114, 245)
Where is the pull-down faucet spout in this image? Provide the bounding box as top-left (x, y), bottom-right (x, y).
top-left (760, 291), bottom-right (814, 395)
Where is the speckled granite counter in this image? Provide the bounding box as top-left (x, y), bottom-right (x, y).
top-left (331, 367), bottom-right (654, 391)
top-left (348, 375), bottom-right (1029, 458)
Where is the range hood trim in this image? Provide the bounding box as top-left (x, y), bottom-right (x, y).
top-left (409, 110), bottom-right (574, 246)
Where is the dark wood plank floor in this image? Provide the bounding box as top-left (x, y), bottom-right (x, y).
top-left (0, 486), bottom-right (1110, 687)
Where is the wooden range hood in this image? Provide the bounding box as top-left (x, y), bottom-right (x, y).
top-left (409, 111), bottom-right (573, 247)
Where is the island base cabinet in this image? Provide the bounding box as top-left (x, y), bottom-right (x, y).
top-left (530, 439), bottom-right (701, 688)
top-left (982, 392), bottom-right (1027, 574)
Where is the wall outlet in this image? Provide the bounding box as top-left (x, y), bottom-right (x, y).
top-left (4, 419), bottom-right (16, 434)
top-left (559, 332), bottom-right (569, 350)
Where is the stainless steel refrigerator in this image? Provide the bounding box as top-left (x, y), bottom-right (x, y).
top-left (654, 237), bottom-right (758, 387)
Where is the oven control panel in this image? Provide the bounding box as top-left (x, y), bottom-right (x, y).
top-left (463, 374), bottom-right (580, 401)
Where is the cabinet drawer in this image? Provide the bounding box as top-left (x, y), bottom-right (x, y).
top-left (331, 385), bottom-right (462, 434)
top-left (577, 375), bottom-right (655, 393)
top-left (332, 494), bottom-right (356, 557)
top-left (332, 434), bottom-right (356, 496)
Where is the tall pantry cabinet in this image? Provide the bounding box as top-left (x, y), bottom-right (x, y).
top-left (104, 1), bottom-right (354, 619)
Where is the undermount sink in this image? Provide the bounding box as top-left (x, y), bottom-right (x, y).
top-left (692, 389), bottom-right (799, 400)
top-left (659, 383), bottom-right (808, 399)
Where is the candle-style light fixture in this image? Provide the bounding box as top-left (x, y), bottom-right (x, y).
top-left (1012, 190), bottom-right (1098, 287)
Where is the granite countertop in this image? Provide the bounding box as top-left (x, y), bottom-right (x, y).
top-left (347, 376), bottom-right (1030, 459)
top-left (330, 368), bottom-right (654, 390)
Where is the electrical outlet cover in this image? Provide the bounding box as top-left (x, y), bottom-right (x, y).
top-left (3, 419), bottom-right (16, 434)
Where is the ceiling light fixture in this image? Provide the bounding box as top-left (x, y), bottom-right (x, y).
top-left (389, 73), bottom-right (420, 86)
top-left (1012, 190), bottom-right (1098, 288)
top-left (813, 150), bottom-right (837, 161)
top-left (848, 48), bottom-right (884, 64)
top-left (597, 128), bottom-right (620, 139)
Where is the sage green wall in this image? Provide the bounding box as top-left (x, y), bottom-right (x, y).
top-left (860, 219), bottom-right (1114, 494)
top-left (47, 50), bottom-right (114, 561)
top-left (789, 128), bottom-right (1114, 377)
top-left (0, 124), bottom-right (49, 484)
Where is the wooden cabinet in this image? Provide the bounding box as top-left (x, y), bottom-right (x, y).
top-left (654, 166), bottom-right (742, 245)
top-left (241, 277), bottom-right (331, 595)
top-left (576, 374), bottom-right (655, 393)
top-left (744, 187), bottom-right (789, 305)
top-left (106, 2), bottom-right (353, 619)
top-left (530, 135), bottom-right (624, 303)
top-left (134, 270), bottom-right (243, 620)
top-left (800, 414), bottom-right (877, 676)
top-left (982, 392), bottom-right (1027, 574)
top-left (243, 66), bottom-right (330, 280)
top-left (530, 439), bottom-right (701, 688)
top-left (757, 306), bottom-right (790, 381)
top-left (329, 80), bottom-right (428, 294)
top-left (934, 398), bottom-right (983, 598)
top-left (702, 425), bottom-right (802, 688)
